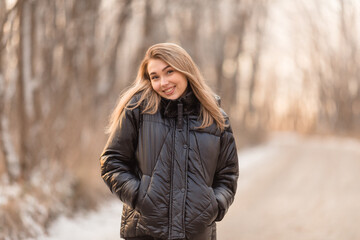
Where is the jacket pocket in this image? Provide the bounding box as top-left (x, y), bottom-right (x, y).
top-left (135, 175), bottom-right (151, 213)
top-left (208, 187), bottom-right (219, 225)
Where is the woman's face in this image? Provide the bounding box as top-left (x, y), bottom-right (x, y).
top-left (147, 58), bottom-right (188, 100)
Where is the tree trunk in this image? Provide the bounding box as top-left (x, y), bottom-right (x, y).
top-left (17, 0), bottom-right (30, 181)
top-left (0, 0), bottom-right (21, 183)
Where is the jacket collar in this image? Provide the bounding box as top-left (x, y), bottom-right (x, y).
top-left (160, 86), bottom-right (200, 118)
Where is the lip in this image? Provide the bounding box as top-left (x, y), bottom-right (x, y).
top-left (163, 86), bottom-right (175, 96)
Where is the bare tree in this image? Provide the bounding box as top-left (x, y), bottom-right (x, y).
top-left (100, 0), bottom-right (132, 96)
top-left (0, 0), bottom-right (21, 183)
top-left (297, 0), bottom-right (360, 133)
top-left (247, 0), bottom-right (268, 114)
top-left (131, 0), bottom-right (170, 79)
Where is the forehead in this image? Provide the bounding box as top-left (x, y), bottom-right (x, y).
top-left (147, 58), bottom-right (168, 72)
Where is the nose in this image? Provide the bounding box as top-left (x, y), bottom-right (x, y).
top-left (160, 76), bottom-right (169, 87)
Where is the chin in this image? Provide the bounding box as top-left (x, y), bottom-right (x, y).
top-left (162, 94), bottom-right (178, 100)
top-left (164, 96), bottom-right (177, 100)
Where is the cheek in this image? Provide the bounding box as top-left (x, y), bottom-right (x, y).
top-left (151, 82), bottom-right (160, 93)
top-left (183, 79), bottom-right (188, 88)
top-left (180, 77), bottom-right (188, 89)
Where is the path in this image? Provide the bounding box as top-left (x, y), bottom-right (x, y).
top-left (217, 133), bottom-right (360, 240)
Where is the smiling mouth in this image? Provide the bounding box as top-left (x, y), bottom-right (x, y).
top-left (163, 87), bottom-right (175, 95)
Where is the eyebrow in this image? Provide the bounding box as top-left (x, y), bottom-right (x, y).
top-left (149, 65), bottom-right (171, 75)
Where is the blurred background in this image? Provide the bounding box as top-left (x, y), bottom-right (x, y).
top-left (1, 0), bottom-right (360, 239)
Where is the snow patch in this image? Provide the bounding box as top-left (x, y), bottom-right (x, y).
top-left (0, 181), bottom-right (21, 206)
top-left (37, 200), bottom-right (123, 240)
top-left (1, 115), bottom-right (20, 179)
top-left (20, 195), bottom-right (47, 236)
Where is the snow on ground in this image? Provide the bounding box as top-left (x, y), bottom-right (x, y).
top-left (0, 181), bottom-right (21, 206)
top-left (37, 200), bottom-right (123, 240)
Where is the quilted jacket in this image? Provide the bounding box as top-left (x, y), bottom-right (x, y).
top-left (100, 89), bottom-right (239, 240)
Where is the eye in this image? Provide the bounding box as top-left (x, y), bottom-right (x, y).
top-left (151, 75), bottom-right (159, 80)
top-left (167, 70), bottom-right (174, 74)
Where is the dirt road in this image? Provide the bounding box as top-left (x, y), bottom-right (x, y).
top-left (217, 133), bottom-right (360, 240)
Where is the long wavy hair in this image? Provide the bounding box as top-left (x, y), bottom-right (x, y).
top-left (106, 43), bottom-right (227, 134)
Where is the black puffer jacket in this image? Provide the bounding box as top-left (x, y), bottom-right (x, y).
top-left (100, 89), bottom-right (239, 240)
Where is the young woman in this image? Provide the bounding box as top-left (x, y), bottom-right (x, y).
top-left (100, 43), bottom-right (239, 240)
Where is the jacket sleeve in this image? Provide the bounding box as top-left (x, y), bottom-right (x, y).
top-left (100, 105), bottom-right (141, 209)
top-left (213, 121), bottom-right (239, 221)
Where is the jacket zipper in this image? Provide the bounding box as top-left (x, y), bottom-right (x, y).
top-left (181, 115), bottom-right (190, 235)
top-left (168, 124), bottom-right (176, 238)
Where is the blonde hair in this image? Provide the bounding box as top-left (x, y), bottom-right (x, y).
top-left (106, 43), bottom-right (227, 134)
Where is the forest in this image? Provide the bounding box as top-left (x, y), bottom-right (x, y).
top-left (0, 0), bottom-right (359, 239)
